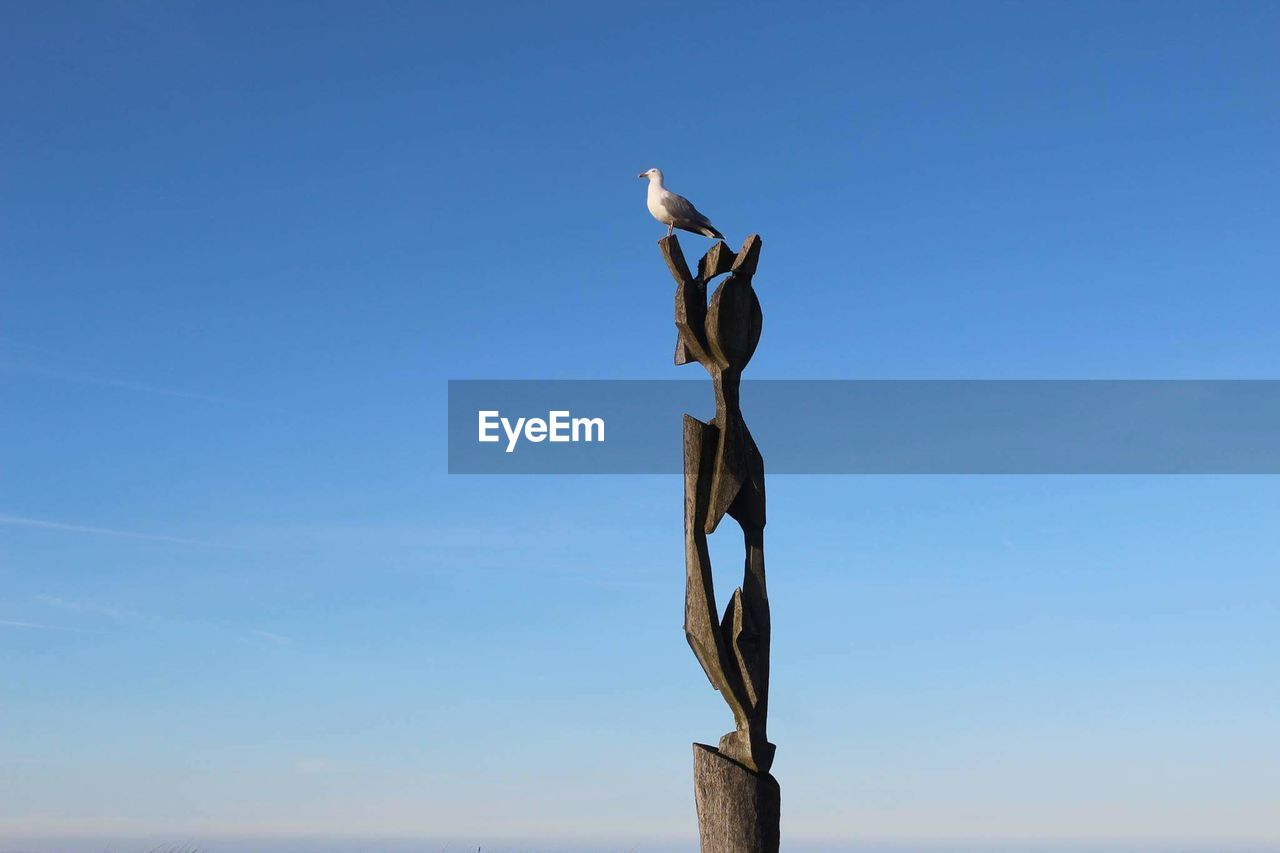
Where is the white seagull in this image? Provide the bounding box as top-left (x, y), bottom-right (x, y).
top-left (638, 168), bottom-right (724, 240)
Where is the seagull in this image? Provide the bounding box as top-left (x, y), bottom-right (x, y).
top-left (638, 168), bottom-right (724, 240)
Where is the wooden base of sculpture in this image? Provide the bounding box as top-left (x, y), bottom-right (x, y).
top-left (693, 744), bottom-right (780, 853)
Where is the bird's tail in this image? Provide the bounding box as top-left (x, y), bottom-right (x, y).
top-left (700, 225), bottom-right (725, 240)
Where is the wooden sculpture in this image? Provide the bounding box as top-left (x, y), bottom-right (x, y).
top-left (659, 233), bottom-right (779, 853)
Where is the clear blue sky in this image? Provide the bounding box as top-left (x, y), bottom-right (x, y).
top-left (2, 1), bottom-right (1278, 849)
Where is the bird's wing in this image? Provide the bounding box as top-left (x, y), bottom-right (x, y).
top-left (662, 192), bottom-right (714, 228)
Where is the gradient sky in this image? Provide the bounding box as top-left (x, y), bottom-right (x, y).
top-left (2, 1), bottom-right (1278, 849)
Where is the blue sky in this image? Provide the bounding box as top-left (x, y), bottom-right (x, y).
top-left (2, 1), bottom-right (1278, 849)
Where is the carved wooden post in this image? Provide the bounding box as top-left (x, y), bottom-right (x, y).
top-left (660, 233), bottom-right (779, 853)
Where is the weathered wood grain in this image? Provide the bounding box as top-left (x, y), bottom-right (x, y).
top-left (693, 744), bottom-right (780, 853)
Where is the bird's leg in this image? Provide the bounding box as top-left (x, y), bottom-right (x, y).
top-left (667, 221), bottom-right (674, 237)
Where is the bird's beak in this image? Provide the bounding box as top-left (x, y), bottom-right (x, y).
top-left (637, 172), bottom-right (647, 179)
